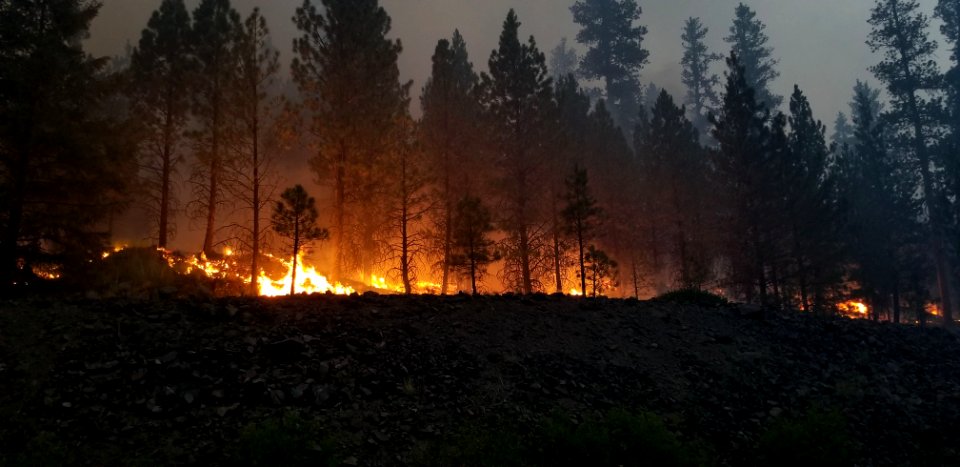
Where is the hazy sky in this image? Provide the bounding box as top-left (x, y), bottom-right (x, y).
top-left (87, 0), bottom-right (947, 133)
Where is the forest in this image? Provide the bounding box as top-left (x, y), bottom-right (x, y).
top-left (2, 0), bottom-right (960, 327)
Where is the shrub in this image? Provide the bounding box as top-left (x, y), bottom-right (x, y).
top-left (757, 408), bottom-right (855, 467)
top-left (236, 411), bottom-right (340, 467)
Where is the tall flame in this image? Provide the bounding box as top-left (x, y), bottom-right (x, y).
top-left (257, 253), bottom-right (355, 297)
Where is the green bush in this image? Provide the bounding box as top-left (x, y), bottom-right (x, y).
top-left (537, 409), bottom-right (703, 467)
top-left (413, 420), bottom-right (525, 467)
top-left (236, 411), bottom-right (340, 467)
top-left (757, 409), bottom-right (855, 467)
top-left (655, 289), bottom-right (729, 307)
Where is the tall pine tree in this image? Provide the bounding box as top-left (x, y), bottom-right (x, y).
top-left (724, 3), bottom-right (782, 110)
top-left (869, 0), bottom-right (953, 325)
top-left (292, 0), bottom-right (411, 279)
top-left (130, 0), bottom-right (193, 249)
top-left (479, 10), bottom-right (554, 293)
top-left (571, 0), bottom-right (649, 131)
top-left (681, 17), bottom-right (722, 136)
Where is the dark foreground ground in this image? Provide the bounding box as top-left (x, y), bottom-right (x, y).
top-left (1, 295), bottom-right (959, 466)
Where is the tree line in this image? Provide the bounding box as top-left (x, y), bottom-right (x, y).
top-left (2, 0), bottom-right (960, 326)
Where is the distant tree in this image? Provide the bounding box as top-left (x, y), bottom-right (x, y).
top-left (479, 10), bottom-right (554, 294)
top-left (832, 112), bottom-right (855, 149)
top-left (421, 30), bottom-right (480, 294)
top-left (292, 0), bottom-right (411, 279)
top-left (681, 17), bottom-right (722, 135)
top-left (272, 185), bottom-right (329, 295)
top-left (190, 0), bottom-right (241, 256)
top-left (710, 53), bottom-right (777, 304)
top-left (562, 165), bottom-right (602, 294)
top-left (0, 0), bottom-right (136, 285)
top-left (129, 0), bottom-right (193, 249)
top-left (450, 195), bottom-right (497, 294)
top-left (549, 37), bottom-right (579, 80)
top-left (868, 0), bottom-right (953, 325)
top-left (571, 0), bottom-right (649, 130)
top-left (227, 7), bottom-right (282, 295)
top-left (584, 245), bottom-right (618, 297)
top-left (935, 0), bottom-right (960, 309)
top-left (724, 3), bottom-right (781, 110)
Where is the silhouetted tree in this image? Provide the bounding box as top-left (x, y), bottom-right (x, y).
top-left (562, 165), bottom-right (601, 294)
top-left (450, 195), bottom-right (496, 294)
top-left (681, 17), bottom-right (722, 136)
top-left (585, 245), bottom-right (618, 297)
top-left (571, 0), bottom-right (649, 130)
top-left (190, 0), bottom-right (241, 256)
top-left (382, 118), bottom-right (430, 294)
top-left (479, 10), bottom-right (554, 293)
top-left (293, 0), bottom-right (411, 279)
top-left (421, 30), bottom-right (480, 294)
top-left (0, 0), bottom-right (136, 285)
top-left (272, 185), bottom-right (329, 295)
top-left (724, 3), bottom-right (781, 110)
top-left (227, 7), bottom-right (282, 295)
top-left (711, 53), bottom-right (777, 304)
top-left (130, 0), bottom-right (193, 249)
top-left (869, 0), bottom-right (953, 325)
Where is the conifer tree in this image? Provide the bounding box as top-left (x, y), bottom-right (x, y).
top-left (584, 245), bottom-right (618, 297)
top-left (562, 165), bottom-right (602, 294)
top-left (292, 0), bottom-right (411, 279)
top-left (450, 195), bottom-right (497, 294)
top-left (272, 185), bottom-right (329, 295)
top-left (130, 0), bottom-right (193, 249)
top-left (190, 0), bottom-right (241, 256)
top-left (724, 3), bottom-right (782, 110)
top-left (421, 30), bottom-right (480, 294)
top-left (479, 10), bottom-right (554, 293)
top-left (0, 0), bottom-right (136, 284)
top-left (549, 37), bottom-right (579, 80)
top-left (784, 86), bottom-right (841, 312)
top-left (227, 7), bottom-right (282, 295)
top-left (571, 0), bottom-right (649, 131)
top-left (681, 17), bottom-right (722, 135)
top-left (710, 53), bottom-right (777, 304)
top-left (869, 0), bottom-right (953, 325)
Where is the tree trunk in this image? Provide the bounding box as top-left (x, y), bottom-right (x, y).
top-left (441, 163), bottom-right (452, 295)
top-left (577, 222), bottom-right (586, 295)
top-left (291, 219), bottom-right (300, 296)
top-left (552, 195), bottom-right (563, 294)
top-left (250, 116), bottom-right (260, 296)
top-left (334, 142), bottom-right (347, 280)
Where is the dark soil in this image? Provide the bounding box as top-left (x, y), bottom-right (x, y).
top-left (1, 295), bottom-right (958, 466)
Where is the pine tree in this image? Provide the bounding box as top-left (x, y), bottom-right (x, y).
top-left (383, 118), bottom-right (430, 294)
top-left (710, 53), bottom-right (777, 304)
top-left (724, 3), bottom-right (782, 110)
top-left (784, 85), bottom-right (842, 312)
top-left (130, 0), bottom-right (193, 249)
top-left (0, 0), bottom-right (136, 285)
top-left (226, 7), bottom-right (282, 295)
top-left (637, 89), bottom-right (711, 290)
top-left (272, 185), bottom-right (329, 295)
top-left (479, 10), bottom-right (554, 294)
top-left (190, 0), bottom-right (241, 256)
top-left (832, 112), bottom-right (855, 149)
top-left (571, 0), bottom-right (649, 131)
top-left (292, 0), bottom-right (411, 279)
top-left (450, 195), bottom-right (496, 294)
top-left (681, 17), bottom-right (722, 136)
top-left (549, 37), bottom-right (579, 80)
top-left (868, 0), bottom-right (954, 325)
top-left (836, 81), bottom-right (921, 322)
top-left (562, 165), bottom-right (602, 295)
top-left (584, 245), bottom-right (618, 297)
top-left (421, 30), bottom-right (480, 294)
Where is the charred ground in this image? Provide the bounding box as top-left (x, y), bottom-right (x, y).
top-left (1, 295), bottom-right (958, 466)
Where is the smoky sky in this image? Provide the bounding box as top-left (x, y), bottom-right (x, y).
top-left (87, 0), bottom-right (947, 135)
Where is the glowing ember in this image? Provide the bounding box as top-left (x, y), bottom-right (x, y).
top-left (570, 288), bottom-right (583, 297)
top-left (838, 300), bottom-right (869, 318)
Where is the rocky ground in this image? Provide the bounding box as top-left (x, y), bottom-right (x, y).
top-left (1, 294), bottom-right (959, 466)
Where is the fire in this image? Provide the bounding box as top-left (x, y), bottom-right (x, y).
top-left (257, 254), bottom-right (354, 296)
top-left (838, 300), bottom-right (869, 318)
top-left (926, 303), bottom-right (942, 317)
top-left (570, 288), bottom-right (583, 296)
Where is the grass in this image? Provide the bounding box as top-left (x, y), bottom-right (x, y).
top-left (756, 408), bottom-right (856, 467)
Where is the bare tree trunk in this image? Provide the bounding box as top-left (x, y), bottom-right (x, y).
top-left (250, 115), bottom-right (260, 296)
top-left (400, 151), bottom-right (412, 294)
top-left (291, 218), bottom-right (299, 296)
top-left (441, 162), bottom-right (452, 295)
top-left (334, 142), bottom-right (346, 280)
top-left (552, 195), bottom-right (563, 294)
